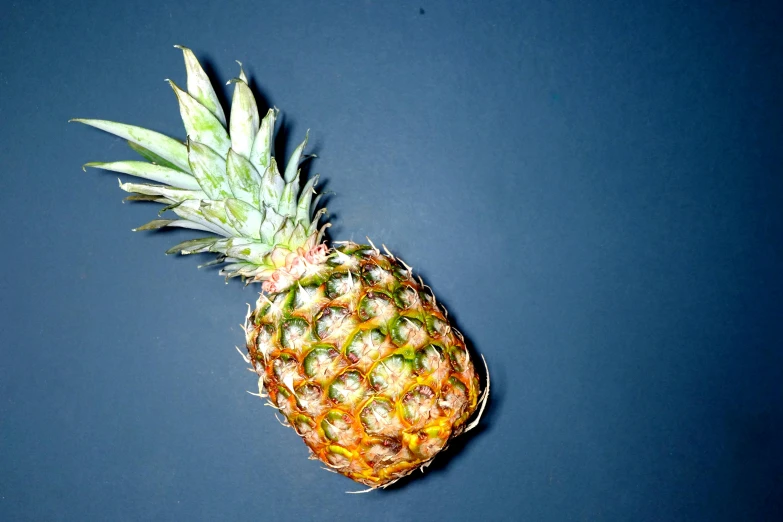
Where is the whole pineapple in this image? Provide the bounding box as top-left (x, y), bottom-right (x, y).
top-left (74, 46), bottom-right (488, 489)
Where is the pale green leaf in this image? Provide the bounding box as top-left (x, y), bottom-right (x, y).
top-left (166, 237), bottom-right (219, 255)
top-left (228, 79), bottom-right (259, 158)
top-left (273, 218), bottom-right (296, 246)
top-left (133, 219), bottom-right (174, 231)
top-left (260, 158), bottom-right (284, 208)
top-left (118, 181), bottom-right (206, 203)
top-left (84, 161), bottom-right (201, 190)
top-left (226, 242), bottom-right (273, 264)
top-left (187, 140), bottom-right (233, 200)
top-left (175, 45), bottom-right (226, 126)
top-left (128, 141), bottom-right (189, 173)
top-left (225, 198), bottom-right (263, 239)
top-left (199, 200), bottom-right (240, 236)
top-left (168, 80), bottom-right (231, 157)
top-left (284, 131), bottom-right (308, 183)
top-left (71, 119), bottom-right (190, 172)
top-left (278, 173), bottom-right (299, 218)
top-left (259, 205), bottom-right (284, 244)
top-left (295, 174), bottom-right (319, 224)
top-left (249, 108), bottom-right (276, 173)
top-left (171, 199), bottom-right (231, 236)
top-left (226, 149), bottom-right (262, 208)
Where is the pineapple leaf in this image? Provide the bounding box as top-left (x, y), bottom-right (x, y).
top-left (168, 80), bottom-right (231, 157)
top-left (295, 174), bottom-right (319, 224)
top-left (278, 174), bottom-right (299, 217)
top-left (228, 78), bottom-right (260, 158)
top-left (226, 242), bottom-right (274, 264)
top-left (187, 139), bottom-right (233, 200)
top-left (260, 158), bottom-right (285, 207)
top-left (273, 218), bottom-right (296, 246)
top-left (284, 130), bottom-right (309, 183)
top-left (124, 194), bottom-right (162, 202)
top-left (174, 45), bottom-right (227, 127)
top-left (133, 219), bottom-right (174, 231)
top-left (259, 205), bottom-right (284, 244)
top-left (200, 200), bottom-right (241, 236)
top-left (226, 149), bottom-right (262, 209)
top-left (171, 200), bottom-right (231, 236)
top-left (71, 119), bottom-right (190, 172)
top-left (128, 141), bottom-right (189, 173)
top-left (118, 181), bottom-right (206, 203)
top-left (225, 198), bottom-right (263, 239)
top-left (84, 161), bottom-right (201, 190)
top-left (165, 237), bottom-right (219, 255)
top-left (250, 108), bottom-right (276, 173)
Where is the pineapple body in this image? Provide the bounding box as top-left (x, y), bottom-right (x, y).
top-left (245, 242), bottom-right (480, 487)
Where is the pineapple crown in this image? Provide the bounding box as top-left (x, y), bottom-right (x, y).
top-left (72, 45), bottom-right (328, 283)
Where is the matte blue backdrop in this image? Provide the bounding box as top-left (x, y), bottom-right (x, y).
top-left (1, 1), bottom-right (781, 520)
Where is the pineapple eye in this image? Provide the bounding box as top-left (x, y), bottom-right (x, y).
top-left (390, 316), bottom-right (426, 348)
top-left (448, 345), bottom-right (469, 373)
top-left (293, 414), bottom-right (315, 434)
top-left (439, 378), bottom-right (469, 416)
top-left (369, 354), bottom-right (413, 398)
top-left (362, 438), bottom-right (403, 467)
top-left (401, 385), bottom-right (436, 425)
top-left (325, 271), bottom-right (356, 298)
top-left (359, 398), bottom-right (394, 435)
top-left (315, 306), bottom-right (350, 340)
top-left (294, 382), bottom-right (323, 409)
top-left (328, 370), bottom-right (367, 406)
top-left (303, 346), bottom-right (340, 380)
top-left (425, 315), bottom-right (449, 338)
top-left (345, 328), bottom-right (385, 366)
top-left (393, 285), bottom-right (419, 309)
top-left (415, 344), bottom-right (445, 375)
top-left (281, 318), bottom-right (310, 350)
top-left (358, 292), bottom-right (395, 321)
top-left (361, 263), bottom-right (393, 287)
top-left (321, 410), bottom-right (354, 441)
top-left (293, 284), bottom-right (320, 311)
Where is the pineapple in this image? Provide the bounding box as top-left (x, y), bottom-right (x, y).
top-left (73, 46), bottom-right (488, 490)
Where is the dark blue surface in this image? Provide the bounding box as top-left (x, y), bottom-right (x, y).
top-left (2, 1), bottom-right (782, 520)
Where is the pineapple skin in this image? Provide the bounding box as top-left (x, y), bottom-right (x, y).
top-left (244, 242), bottom-right (481, 487)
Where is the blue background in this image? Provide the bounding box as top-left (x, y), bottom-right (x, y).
top-left (2, 1), bottom-right (782, 520)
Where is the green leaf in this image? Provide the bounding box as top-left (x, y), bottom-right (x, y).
top-left (295, 174), bottom-right (319, 224)
top-left (200, 200), bottom-right (240, 236)
top-left (259, 205), bottom-right (284, 244)
top-left (225, 198), bottom-right (263, 239)
top-left (175, 45), bottom-right (226, 127)
top-left (278, 173), bottom-right (299, 218)
top-left (84, 161), bottom-right (201, 190)
top-left (228, 78), bottom-right (259, 158)
top-left (187, 140), bottom-right (233, 200)
top-left (71, 119), bottom-right (190, 172)
top-left (171, 199), bottom-right (231, 236)
top-left (260, 158), bottom-right (284, 208)
top-left (166, 237), bottom-right (219, 255)
top-left (133, 219), bottom-right (174, 231)
top-left (284, 131), bottom-right (308, 183)
top-left (118, 181), bottom-right (206, 203)
top-left (226, 149), bottom-right (262, 208)
top-left (273, 218), bottom-right (296, 246)
top-left (128, 141), bottom-right (189, 173)
top-left (168, 80), bottom-right (231, 157)
top-left (250, 108), bottom-right (276, 173)
top-left (226, 242), bottom-right (273, 264)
